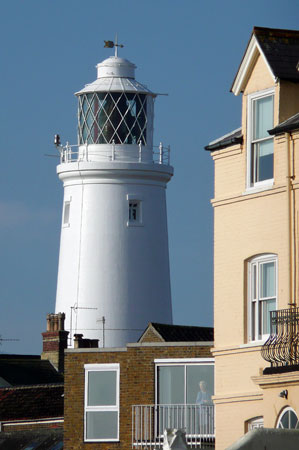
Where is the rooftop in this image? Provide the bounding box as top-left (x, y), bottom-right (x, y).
top-left (232, 26), bottom-right (299, 95)
top-left (0, 384), bottom-right (64, 421)
top-left (139, 322), bottom-right (214, 343)
top-left (205, 127), bottom-right (243, 152)
top-left (0, 429), bottom-right (63, 450)
top-left (269, 112), bottom-right (299, 135)
top-left (254, 27), bottom-right (299, 83)
top-left (0, 355), bottom-right (63, 387)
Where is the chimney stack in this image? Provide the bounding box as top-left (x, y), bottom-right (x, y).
top-left (41, 313), bottom-right (69, 373)
top-left (73, 334), bottom-right (99, 349)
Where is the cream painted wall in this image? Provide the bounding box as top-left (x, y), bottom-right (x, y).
top-left (211, 48), bottom-right (299, 450)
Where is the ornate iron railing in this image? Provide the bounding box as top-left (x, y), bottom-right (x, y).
top-left (262, 307), bottom-right (299, 367)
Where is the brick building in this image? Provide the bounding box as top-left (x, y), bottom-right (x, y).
top-left (64, 323), bottom-right (214, 450)
top-left (0, 314), bottom-right (67, 449)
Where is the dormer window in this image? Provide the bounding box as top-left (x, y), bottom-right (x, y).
top-left (247, 89), bottom-right (274, 188)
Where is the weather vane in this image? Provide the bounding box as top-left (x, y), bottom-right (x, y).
top-left (104, 34), bottom-right (124, 57)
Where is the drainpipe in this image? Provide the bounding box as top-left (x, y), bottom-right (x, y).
top-left (286, 132), bottom-right (296, 308)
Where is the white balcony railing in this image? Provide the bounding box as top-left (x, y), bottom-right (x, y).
top-left (132, 404), bottom-right (215, 449)
top-left (58, 142), bottom-right (171, 166)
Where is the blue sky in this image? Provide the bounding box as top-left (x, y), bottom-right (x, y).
top-left (1, 0), bottom-right (298, 354)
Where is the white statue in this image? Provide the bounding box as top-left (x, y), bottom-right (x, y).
top-left (163, 428), bottom-right (189, 450)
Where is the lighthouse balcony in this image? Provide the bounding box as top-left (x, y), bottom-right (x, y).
top-left (59, 142), bottom-right (171, 166)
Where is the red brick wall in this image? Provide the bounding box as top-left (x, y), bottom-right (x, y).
top-left (64, 344), bottom-right (212, 450)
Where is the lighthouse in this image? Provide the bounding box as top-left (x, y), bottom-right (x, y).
top-left (55, 44), bottom-right (173, 347)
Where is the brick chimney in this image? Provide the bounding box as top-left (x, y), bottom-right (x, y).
top-left (41, 313), bottom-right (69, 373)
top-left (73, 334), bottom-right (99, 349)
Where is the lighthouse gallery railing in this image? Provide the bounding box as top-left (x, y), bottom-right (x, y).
top-left (59, 142), bottom-right (171, 165)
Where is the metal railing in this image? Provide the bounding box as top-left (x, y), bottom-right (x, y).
top-left (132, 404), bottom-right (215, 449)
top-left (58, 141), bottom-right (171, 166)
top-left (262, 307), bottom-right (299, 367)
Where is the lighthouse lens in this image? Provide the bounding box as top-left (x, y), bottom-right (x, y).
top-left (78, 92), bottom-right (147, 145)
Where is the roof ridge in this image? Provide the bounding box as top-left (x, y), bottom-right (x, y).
top-left (0, 383), bottom-right (64, 391)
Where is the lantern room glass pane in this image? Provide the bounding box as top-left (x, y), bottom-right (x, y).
top-left (78, 93), bottom-right (147, 145)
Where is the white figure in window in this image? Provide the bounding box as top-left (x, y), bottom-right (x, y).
top-left (196, 381), bottom-right (212, 434)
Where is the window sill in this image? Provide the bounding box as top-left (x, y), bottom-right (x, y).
top-left (127, 221), bottom-right (144, 227)
top-left (240, 339), bottom-right (267, 349)
top-left (243, 180), bottom-right (274, 196)
top-left (85, 439), bottom-right (120, 443)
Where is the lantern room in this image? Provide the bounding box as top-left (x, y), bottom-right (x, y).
top-left (75, 56), bottom-right (156, 153)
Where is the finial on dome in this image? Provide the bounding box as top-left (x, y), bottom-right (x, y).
top-left (103, 34), bottom-right (124, 58)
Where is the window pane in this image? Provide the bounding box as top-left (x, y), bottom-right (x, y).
top-left (86, 411), bottom-right (118, 439)
top-left (63, 202), bottom-right (70, 225)
top-left (251, 302), bottom-right (256, 341)
top-left (290, 410), bottom-right (298, 428)
top-left (262, 298), bottom-right (276, 335)
top-left (88, 371), bottom-right (116, 406)
top-left (254, 96), bottom-right (273, 140)
top-left (158, 366), bottom-right (184, 404)
top-left (252, 264), bottom-right (257, 300)
top-left (260, 262), bottom-right (275, 298)
top-left (256, 140), bottom-right (273, 182)
top-left (186, 366), bottom-right (214, 404)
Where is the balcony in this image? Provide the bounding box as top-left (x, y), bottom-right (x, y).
top-left (132, 404), bottom-right (215, 449)
top-left (262, 307), bottom-right (299, 371)
top-left (58, 142), bottom-right (171, 165)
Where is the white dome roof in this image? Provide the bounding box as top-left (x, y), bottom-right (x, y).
top-left (75, 56), bottom-right (155, 96)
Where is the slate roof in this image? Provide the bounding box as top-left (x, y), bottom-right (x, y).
top-left (204, 127), bottom-right (243, 152)
top-left (0, 355), bottom-right (63, 386)
top-left (140, 323), bottom-right (214, 342)
top-left (0, 384), bottom-right (64, 421)
top-left (0, 429), bottom-right (63, 450)
top-left (268, 112), bottom-right (299, 135)
top-left (254, 27), bottom-right (299, 83)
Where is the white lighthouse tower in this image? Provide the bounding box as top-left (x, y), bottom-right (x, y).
top-left (55, 44), bottom-right (173, 347)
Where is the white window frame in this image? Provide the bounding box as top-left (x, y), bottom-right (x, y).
top-left (247, 416), bottom-right (264, 431)
top-left (246, 88), bottom-right (274, 190)
top-left (84, 363), bottom-right (120, 442)
top-left (127, 194), bottom-right (143, 227)
top-left (248, 254), bottom-right (277, 342)
top-left (277, 407), bottom-right (298, 429)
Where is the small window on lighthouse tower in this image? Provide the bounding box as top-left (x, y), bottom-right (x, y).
top-left (127, 197), bottom-right (142, 227)
top-left (63, 201), bottom-right (71, 227)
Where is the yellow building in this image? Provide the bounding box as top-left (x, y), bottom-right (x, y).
top-left (205, 27), bottom-right (299, 449)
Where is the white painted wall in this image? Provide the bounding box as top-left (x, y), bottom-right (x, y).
top-left (55, 160), bottom-right (173, 347)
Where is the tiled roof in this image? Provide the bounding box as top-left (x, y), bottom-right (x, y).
top-left (254, 27), bottom-right (299, 83)
top-left (205, 127), bottom-right (243, 152)
top-left (268, 112), bottom-right (299, 135)
top-left (140, 323), bottom-right (214, 342)
top-left (0, 355), bottom-right (63, 386)
top-left (0, 429), bottom-right (63, 450)
top-left (0, 384), bottom-right (64, 421)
